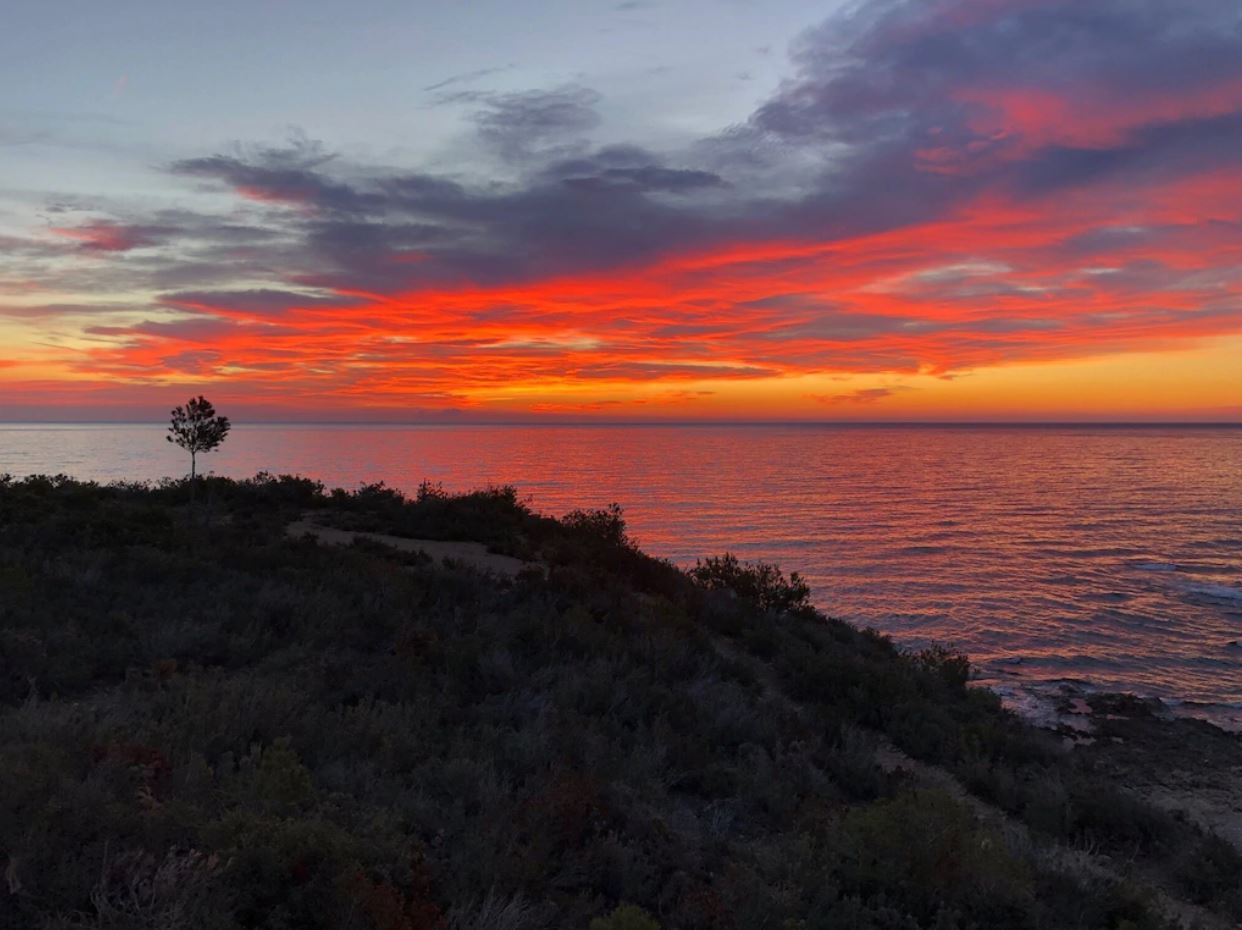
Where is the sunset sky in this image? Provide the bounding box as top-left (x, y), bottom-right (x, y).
top-left (2, 0), bottom-right (1240, 421)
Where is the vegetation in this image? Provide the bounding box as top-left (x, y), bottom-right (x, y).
top-left (166, 396), bottom-right (231, 481)
top-left (688, 554), bottom-right (812, 616)
top-left (0, 473), bottom-right (1238, 930)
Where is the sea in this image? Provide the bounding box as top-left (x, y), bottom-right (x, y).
top-left (2, 422), bottom-right (1240, 730)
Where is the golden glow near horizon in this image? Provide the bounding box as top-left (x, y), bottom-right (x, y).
top-left (4, 331), bottom-right (1239, 421)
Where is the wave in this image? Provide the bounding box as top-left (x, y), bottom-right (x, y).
top-left (1181, 581), bottom-right (1242, 603)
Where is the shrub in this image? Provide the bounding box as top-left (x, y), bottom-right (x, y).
top-left (562, 503), bottom-right (631, 549)
top-left (84, 846), bottom-right (229, 930)
top-left (417, 480), bottom-right (448, 502)
top-left (912, 644), bottom-right (971, 690)
top-left (688, 554), bottom-right (812, 615)
top-left (835, 789), bottom-right (1033, 923)
top-left (343, 854), bottom-right (448, 930)
top-left (1171, 832), bottom-right (1242, 912)
top-left (254, 737), bottom-right (315, 808)
top-left (588, 904), bottom-right (660, 930)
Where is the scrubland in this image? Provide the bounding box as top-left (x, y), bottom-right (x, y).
top-left (1, 474), bottom-right (1238, 930)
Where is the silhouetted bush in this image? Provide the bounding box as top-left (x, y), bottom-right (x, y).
top-left (835, 789), bottom-right (1034, 923)
top-left (913, 644), bottom-right (971, 689)
top-left (562, 502), bottom-right (631, 549)
top-left (1172, 833), bottom-right (1242, 915)
top-left (689, 553), bottom-right (812, 615)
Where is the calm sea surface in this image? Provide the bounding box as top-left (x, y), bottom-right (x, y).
top-left (2, 423), bottom-right (1240, 728)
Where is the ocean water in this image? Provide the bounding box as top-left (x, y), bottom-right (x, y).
top-left (2, 422), bottom-right (1240, 728)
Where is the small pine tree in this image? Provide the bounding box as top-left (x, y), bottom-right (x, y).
top-left (167, 396), bottom-right (231, 481)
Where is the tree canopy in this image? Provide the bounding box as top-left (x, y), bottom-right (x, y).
top-left (167, 395), bottom-right (231, 480)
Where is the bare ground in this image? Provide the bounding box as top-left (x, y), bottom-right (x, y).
top-left (285, 518), bottom-right (534, 578)
top-left (1077, 698), bottom-right (1242, 853)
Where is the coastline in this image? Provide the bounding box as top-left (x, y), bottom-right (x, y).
top-left (985, 676), bottom-right (1242, 735)
top-left (1, 472), bottom-right (1240, 929)
top-left (3, 422), bottom-right (1239, 725)
top-left (1065, 695), bottom-right (1242, 853)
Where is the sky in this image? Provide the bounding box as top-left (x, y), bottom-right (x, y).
top-left (1, 0), bottom-right (1240, 422)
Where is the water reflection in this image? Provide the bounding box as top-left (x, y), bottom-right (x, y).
top-left (2, 423), bottom-right (1240, 722)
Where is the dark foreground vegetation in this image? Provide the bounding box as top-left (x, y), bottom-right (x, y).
top-left (1, 474), bottom-right (1239, 930)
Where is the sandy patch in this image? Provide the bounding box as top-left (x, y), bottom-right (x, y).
top-left (286, 519), bottom-right (532, 578)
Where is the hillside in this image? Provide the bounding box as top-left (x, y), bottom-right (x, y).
top-left (1, 474), bottom-right (1239, 930)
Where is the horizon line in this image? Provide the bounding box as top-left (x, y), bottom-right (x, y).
top-left (2, 419), bottom-right (1241, 428)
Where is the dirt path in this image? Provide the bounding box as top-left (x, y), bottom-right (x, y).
top-left (285, 518), bottom-right (533, 578)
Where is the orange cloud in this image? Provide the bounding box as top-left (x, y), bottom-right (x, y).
top-left (23, 165), bottom-right (1228, 419)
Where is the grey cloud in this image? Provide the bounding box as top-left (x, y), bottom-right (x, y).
top-left (0, 302), bottom-right (132, 319)
top-left (1016, 111), bottom-right (1242, 195)
top-left (170, 136), bottom-right (369, 213)
top-left (161, 289), bottom-right (368, 317)
top-left (469, 85), bottom-right (601, 161)
top-left (423, 65), bottom-right (514, 93)
top-left (561, 165), bottom-right (724, 194)
top-left (751, 0), bottom-right (1242, 197)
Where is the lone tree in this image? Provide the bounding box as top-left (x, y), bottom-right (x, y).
top-left (167, 395), bottom-right (231, 481)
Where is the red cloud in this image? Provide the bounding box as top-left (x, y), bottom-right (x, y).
top-left (62, 161), bottom-right (1241, 407)
top-left (50, 221), bottom-right (155, 252)
top-left (952, 77), bottom-right (1242, 156)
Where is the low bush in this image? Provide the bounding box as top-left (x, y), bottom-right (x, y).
top-left (688, 553), bottom-right (813, 615)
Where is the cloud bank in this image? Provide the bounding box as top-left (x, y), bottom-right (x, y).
top-left (3, 0), bottom-right (1240, 417)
